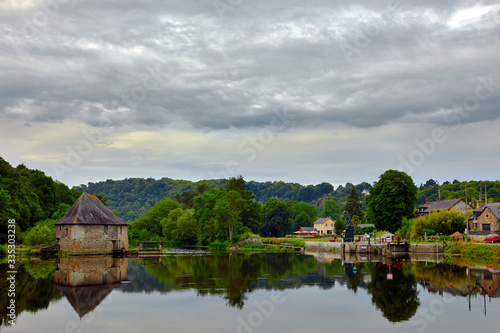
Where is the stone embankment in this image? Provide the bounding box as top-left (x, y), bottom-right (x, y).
top-left (305, 241), bottom-right (444, 255)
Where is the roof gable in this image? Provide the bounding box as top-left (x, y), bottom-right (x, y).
top-left (419, 199), bottom-right (463, 212)
top-left (480, 206), bottom-right (500, 221)
top-left (54, 192), bottom-right (129, 225)
top-left (300, 227), bottom-right (317, 232)
top-left (314, 218), bottom-right (333, 224)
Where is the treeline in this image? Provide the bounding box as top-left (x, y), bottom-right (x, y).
top-left (0, 157), bottom-right (80, 242)
top-left (75, 178), bottom-right (372, 222)
top-left (417, 179), bottom-right (500, 205)
top-left (129, 176), bottom-right (323, 246)
top-left (74, 178), bottom-right (228, 221)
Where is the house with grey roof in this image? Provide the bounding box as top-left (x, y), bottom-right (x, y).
top-left (416, 198), bottom-right (471, 219)
top-left (313, 217), bottom-right (335, 235)
top-left (54, 192), bottom-right (129, 254)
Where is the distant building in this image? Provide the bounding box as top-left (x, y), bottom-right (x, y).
top-left (416, 198), bottom-right (471, 219)
top-left (295, 226), bottom-right (318, 236)
top-left (54, 192), bottom-right (129, 254)
top-left (313, 218), bottom-right (335, 235)
top-left (475, 203), bottom-right (500, 232)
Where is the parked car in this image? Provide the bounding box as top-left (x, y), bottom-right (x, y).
top-left (484, 234), bottom-right (500, 243)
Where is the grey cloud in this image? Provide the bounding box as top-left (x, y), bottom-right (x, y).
top-left (1, 0), bottom-right (499, 131)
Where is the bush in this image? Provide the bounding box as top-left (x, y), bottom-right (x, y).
top-left (422, 229), bottom-right (435, 236)
top-left (208, 241), bottom-right (228, 251)
top-left (25, 224), bottom-right (55, 246)
top-left (361, 226), bottom-right (375, 234)
top-left (0, 244), bottom-right (6, 256)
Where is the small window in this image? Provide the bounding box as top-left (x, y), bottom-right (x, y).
top-left (65, 228), bottom-right (68, 236)
top-left (104, 225), bottom-right (108, 234)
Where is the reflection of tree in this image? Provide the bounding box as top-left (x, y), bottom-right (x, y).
top-left (367, 264), bottom-right (420, 323)
top-left (0, 261), bottom-right (62, 328)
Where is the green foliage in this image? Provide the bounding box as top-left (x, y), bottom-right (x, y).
top-left (51, 203), bottom-right (71, 220)
top-left (366, 170), bottom-right (418, 233)
top-left (334, 219), bottom-right (346, 236)
top-left (343, 187), bottom-right (363, 223)
top-left (0, 244), bottom-right (6, 256)
top-left (23, 260), bottom-right (56, 280)
top-left (361, 226), bottom-right (375, 234)
top-left (75, 177), bottom-right (227, 221)
top-left (0, 157), bottom-right (79, 241)
top-left (260, 198), bottom-right (293, 237)
top-left (321, 199), bottom-right (341, 220)
top-left (367, 265), bottom-right (420, 322)
top-left (132, 197), bottom-right (180, 236)
top-left (24, 221), bottom-right (55, 245)
top-left (289, 201), bottom-right (317, 230)
top-left (208, 241), bottom-right (228, 251)
top-left (397, 217), bottom-right (413, 238)
top-left (422, 229), bottom-right (435, 236)
top-left (410, 209), bottom-right (465, 237)
top-left (416, 179), bottom-right (500, 205)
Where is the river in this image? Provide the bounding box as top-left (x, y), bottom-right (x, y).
top-left (1, 250), bottom-right (499, 332)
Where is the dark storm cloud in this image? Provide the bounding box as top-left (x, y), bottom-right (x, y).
top-left (1, 0), bottom-right (499, 130)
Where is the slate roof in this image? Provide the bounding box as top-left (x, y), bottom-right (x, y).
top-left (314, 218), bottom-right (332, 224)
top-left (480, 204), bottom-right (500, 221)
top-left (418, 199), bottom-right (463, 213)
top-left (300, 227), bottom-right (318, 232)
top-left (54, 192), bottom-right (129, 225)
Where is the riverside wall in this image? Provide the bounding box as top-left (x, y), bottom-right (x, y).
top-left (305, 241), bottom-right (444, 254)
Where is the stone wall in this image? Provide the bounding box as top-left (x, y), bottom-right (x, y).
top-left (56, 224), bottom-right (129, 254)
top-left (54, 256), bottom-right (128, 286)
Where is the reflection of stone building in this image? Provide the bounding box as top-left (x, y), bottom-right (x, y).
top-left (53, 257), bottom-right (128, 317)
top-left (54, 192), bottom-right (129, 254)
top-left (477, 271), bottom-right (500, 298)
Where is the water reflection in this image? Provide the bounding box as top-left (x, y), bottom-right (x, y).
top-left (52, 257), bottom-right (128, 318)
top-left (0, 252), bottom-right (499, 330)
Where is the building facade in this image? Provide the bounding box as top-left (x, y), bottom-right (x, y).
top-left (55, 192), bottom-right (129, 254)
top-left (314, 218), bottom-right (335, 235)
top-left (476, 203), bottom-right (500, 232)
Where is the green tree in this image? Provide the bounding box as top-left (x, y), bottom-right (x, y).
top-left (260, 198), bottom-right (293, 237)
top-left (293, 211), bottom-right (312, 231)
top-left (367, 265), bottom-right (419, 322)
top-left (366, 170), bottom-right (418, 233)
top-left (321, 199), bottom-right (341, 220)
top-left (132, 197), bottom-right (180, 236)
top-left (214, 191), bottom-right (246, 242)
top-left (334, 219), bottom-right (346, 236)
top-left (343, 187), bottom-right (363, 223)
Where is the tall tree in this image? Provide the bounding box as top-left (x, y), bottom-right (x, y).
top-left (260, 198), bottom-right (293, 237)
top-left (321, 199), bottom-right (341, 220)
top-left (343, 187), bottom-right (363, 223)
top-left (366, 170), bottom-right (418, 233)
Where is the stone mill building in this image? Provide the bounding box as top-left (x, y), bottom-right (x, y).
top-left (54, 192), bottom-right (129, 254)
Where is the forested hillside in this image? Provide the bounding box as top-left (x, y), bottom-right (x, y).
top-left (76, 178), bottom-right (373, 222)
top-left (0, 157), bottom-right (80, 241)
top-left (416, 179), bottom-right (500, 205)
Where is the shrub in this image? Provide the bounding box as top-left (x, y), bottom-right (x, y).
top-left (208, 241), bottom-right (228, 251)
top-left (25, 224), bottom-right (55, 246)
top-left (0, 244), bottom-right (6, 256)
top-left (422, 229), bottom-right (435, 236)
top-left (361, 226), bottom-right (375, 234)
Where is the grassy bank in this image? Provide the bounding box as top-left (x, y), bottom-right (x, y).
top-left (444, 243), bottom-right (500, 266)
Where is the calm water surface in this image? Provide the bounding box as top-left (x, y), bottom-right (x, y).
top-left (1, 250), bottom-right (499, 333)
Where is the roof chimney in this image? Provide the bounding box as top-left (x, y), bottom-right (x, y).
top-left (425, 198), bottom-right (430, 204)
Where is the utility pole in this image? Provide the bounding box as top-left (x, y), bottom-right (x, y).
top-left (465, 186), bottom-right (469, 235)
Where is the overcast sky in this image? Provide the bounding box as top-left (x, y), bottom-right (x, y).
top-left (1, 0), bottom-right (499, 188)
